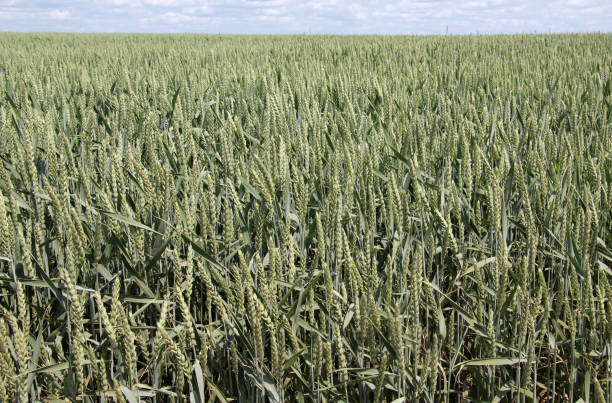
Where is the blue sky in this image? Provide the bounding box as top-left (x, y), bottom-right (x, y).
top-left (0, 0), bottom-right (610, 34)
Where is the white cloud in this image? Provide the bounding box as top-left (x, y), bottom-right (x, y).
top-left (303, 2), bottom-right (324, 10)
top-left (462, 1), bottom-right (488, 8)
top-left (434, 9), bottom-right (453, 18)
top-left (99, 0), bottom-right (135, 5)
top-left (244, 0), bottom-right (290, 6)
top-left (259, 7), bottom-right (286, 15)
top-left (47, 9), bottom-right (69, 19)
top-left (564, 0), bottom-right (593, 5)
top-left (142, 0), bottom-right (194, 6)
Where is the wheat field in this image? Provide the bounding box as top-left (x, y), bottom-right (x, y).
top-left (0, 33), bottom-right (611, 402)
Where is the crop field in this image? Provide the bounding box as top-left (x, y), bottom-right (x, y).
top-left (0, 33), bottom-right (611, 402)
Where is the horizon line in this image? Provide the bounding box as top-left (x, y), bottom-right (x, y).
top-left (1, 31), bottom-right (610, 36)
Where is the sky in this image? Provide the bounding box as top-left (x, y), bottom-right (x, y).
top-left (0, 0), bottom-right (610, 34)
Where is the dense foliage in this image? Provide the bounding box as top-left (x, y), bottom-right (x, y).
top-left (0, 33), bottom-right (611, 402)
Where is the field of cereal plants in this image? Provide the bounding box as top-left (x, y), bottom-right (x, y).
top-left (0, 33), bottom-right (611, 402)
